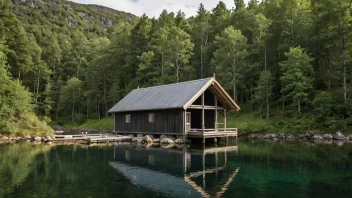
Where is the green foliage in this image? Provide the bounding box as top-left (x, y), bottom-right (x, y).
top-left (0, 42), bottom-right (51, 136)
top-left (280, 47), bottom-right (314, 114)
top-left (0, 0), bottom-right (352, 133)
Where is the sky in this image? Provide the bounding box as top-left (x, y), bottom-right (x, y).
top-left (70, 0), bottom-right (248, 18)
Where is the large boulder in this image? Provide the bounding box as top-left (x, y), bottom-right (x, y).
top-left (333, 131), bottom-right (345, 140)
top-left (323, 134), bottom-right (333, 139)
top-left (160, 138), bottom-right (174, 144)
top-left (312, 135), bottom-right (323, 140)
top-left (141, 135), bottom-right (153, 144)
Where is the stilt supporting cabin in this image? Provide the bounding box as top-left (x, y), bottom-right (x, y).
top-left (108, 77), bottom-right (240, 142)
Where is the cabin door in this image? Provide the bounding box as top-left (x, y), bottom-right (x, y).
top-left (186, 112), bottom-right (191, 133)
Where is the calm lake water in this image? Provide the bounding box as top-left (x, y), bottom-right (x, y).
top-left (0, 139), bottom-right (352, 198)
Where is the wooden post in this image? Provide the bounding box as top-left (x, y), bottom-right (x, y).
top-left (214, 95), bottom-right (218, 132)
top-left (202, 149), bottom-right (205, 189)
top-left (202, 92), bottom-right (205, 143)
top-left (224, 109), bottom-right (227, 130)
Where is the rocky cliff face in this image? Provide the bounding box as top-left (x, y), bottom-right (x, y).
top-left (12, 0), bottom-right (136, 33)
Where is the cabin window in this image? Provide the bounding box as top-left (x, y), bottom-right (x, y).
top-left (125, 114), bottom-right (131, 123)
top-left (148, 113), bottom-right (154, 122)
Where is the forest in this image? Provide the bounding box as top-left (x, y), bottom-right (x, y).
top-left (0, 0), bottom-right (352, 135)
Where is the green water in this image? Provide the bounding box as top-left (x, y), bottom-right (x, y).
top-left (0, 140), bottom-right (351, 198)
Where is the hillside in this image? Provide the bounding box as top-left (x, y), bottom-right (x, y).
top-left (12, 0), bottom-right (136, 37)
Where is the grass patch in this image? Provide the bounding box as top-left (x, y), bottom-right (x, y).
top-left (78, 117), bottom-right (114, 130)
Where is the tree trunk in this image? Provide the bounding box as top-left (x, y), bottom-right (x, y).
top-left (232, 58), bottom-right (237, 102)
top-left (266, 94), bottom-right (269, 119)
top-left (264, 46), bottom-right (267, 71)
top-left (200, 43), bottom-right (204, 78)
top-left (297, 98), bottom-right (301, 114)
top-left (176, 59), bottom-right (179, 83)
top-left (161, 51), bottom-right (164, 76)
top-left (72, 86), bottom-right (75, 122)
top-left (35, 70), bottom-right (40, 105)
top-left (104, 69), bottom-right (108, 117)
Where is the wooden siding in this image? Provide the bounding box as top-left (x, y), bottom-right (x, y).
top-left (115, 109), bottom-right (184, 134)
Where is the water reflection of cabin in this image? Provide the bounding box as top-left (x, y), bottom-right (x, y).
top-left (108, 77), bottom-right (240, 141)
top-left (110, 145), bottom-right (240, 197)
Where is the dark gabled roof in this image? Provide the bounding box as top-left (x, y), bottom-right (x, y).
top-left (108, 77), bottom-right (240, 113)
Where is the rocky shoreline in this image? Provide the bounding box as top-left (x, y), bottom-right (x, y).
top-left (241, 131), bottom-right (352, 142)
top-left (0, 134), bottom-right (54, 144)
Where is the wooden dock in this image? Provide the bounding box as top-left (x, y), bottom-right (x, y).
top-left (53, 134), bottom-right (131, 144)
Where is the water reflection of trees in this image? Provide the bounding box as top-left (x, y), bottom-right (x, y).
top-left (0, 143), bottom-right (51, 198)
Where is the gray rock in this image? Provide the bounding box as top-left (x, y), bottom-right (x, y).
top-left (323, 134), bottom-right (333, 139)
top-left (263, 134), bottom-right (272, 139)
top-left (160, 135), bottom-right (167, 140)
top-left (278, 133), bottom-right (285, 139)
top-left (132, 137), bottom-right (143, 144)
top-left (175, 139), bottom-right (184, 144)
top-left (333, 131), bottom-right (345, 140)
top-left (160, 138), bottom-right (174, 144)
top-left (2, 136), bottom-right (9, 140)
top-left (347, 135), bottom-right (352, 140)
top-left (137, 134), bottom-right (144, 137)
top-left (33, 136), bottom-right (42, 141)
top-left (128, 134), bottom-right (135, 138)
top-left (286, 135), bottom-right (296, 139)
top-left (312, 135), bottom-right (323, 140)
top-left (142, 135), bottom-right (153, 144)
top-left (153, 139), bottom-right (160, 143)
top-left (45, 136), bottom-right (53, 142)
top-left (167, 135), bottom-right (176, 141)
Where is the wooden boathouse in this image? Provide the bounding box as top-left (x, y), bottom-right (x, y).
top-left (108, 77), bottom-right (240, 140)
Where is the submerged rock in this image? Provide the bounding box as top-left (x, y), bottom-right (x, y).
top-left (333, 132), bottom-right (345, 140)
top-left (160, 138), bottom-right (174, 144)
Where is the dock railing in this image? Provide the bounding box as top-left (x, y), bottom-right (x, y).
top-left (188, 128), bottom-right (237, 137)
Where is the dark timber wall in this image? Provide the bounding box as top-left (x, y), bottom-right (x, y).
top-left (115, 109), bottom-right (184, 134)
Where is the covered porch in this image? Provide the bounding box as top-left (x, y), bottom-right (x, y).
top-left (185, 86), bottom-right (238, 140)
